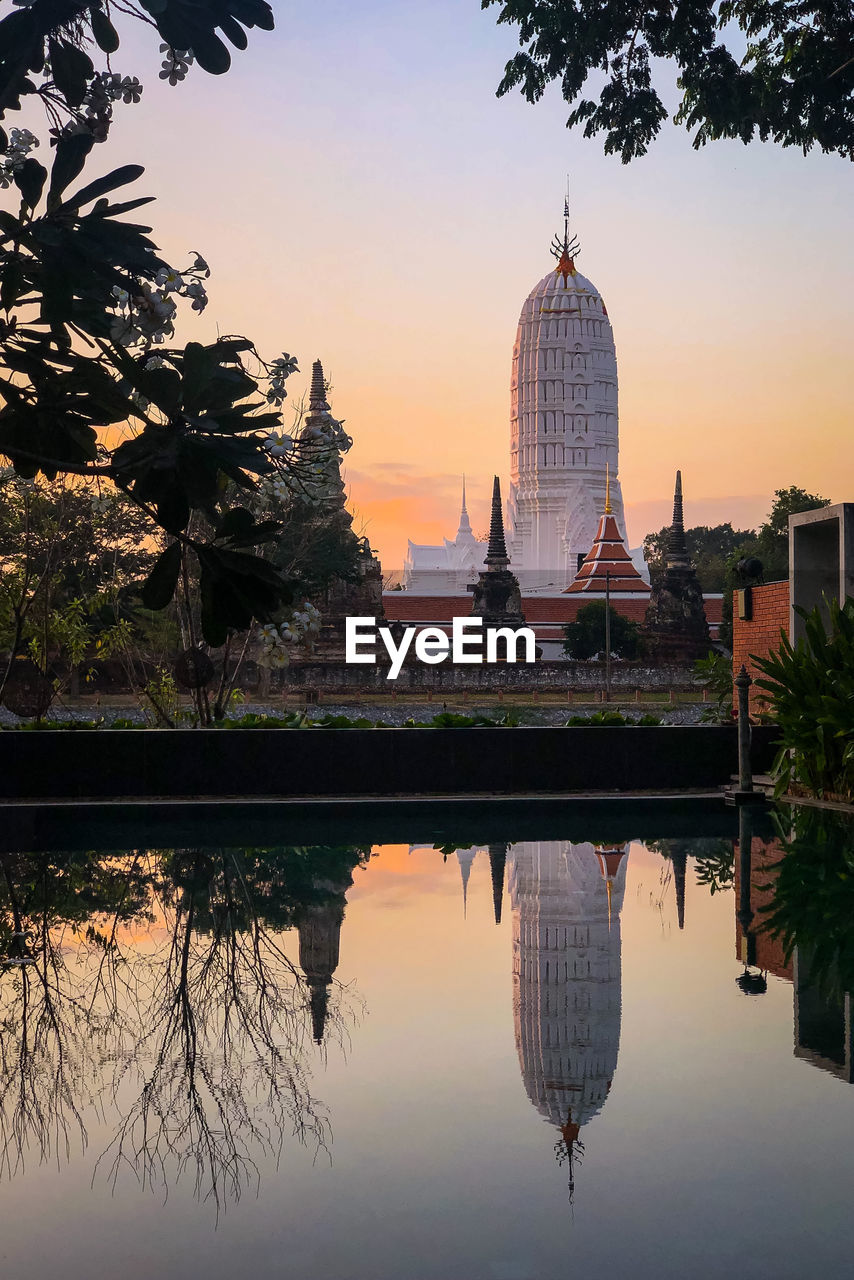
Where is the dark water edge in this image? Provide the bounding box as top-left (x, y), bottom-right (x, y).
top-left (0, 793), bottom-right (778, 853)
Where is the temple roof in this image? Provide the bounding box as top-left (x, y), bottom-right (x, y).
top-left (521, 265), bottom-right (608, 320)
top-left (564, 511), bottom-right (651, 596)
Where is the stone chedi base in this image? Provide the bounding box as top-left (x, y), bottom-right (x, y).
top-left (644, 471), bottom-right (710, 663)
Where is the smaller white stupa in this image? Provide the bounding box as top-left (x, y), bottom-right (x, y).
top-left (402, 478), bottom-right (481, 593)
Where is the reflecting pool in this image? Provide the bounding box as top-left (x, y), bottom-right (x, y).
top-left (0, 805), bottom-right (852, 1279)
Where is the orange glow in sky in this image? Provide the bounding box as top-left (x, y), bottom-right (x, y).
top-left (37, 3), bottom-right (853, 568)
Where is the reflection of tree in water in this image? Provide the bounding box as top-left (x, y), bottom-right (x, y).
top-left (648, 838), bottom-right (735, 925)
top-left (0, 849), bottom-right (153, 1181)
top-left (0, 845), bottom-right (368, 1209)
top-left (761, 808), bottom-right (854, 998)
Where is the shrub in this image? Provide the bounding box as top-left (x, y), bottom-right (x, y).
top-left (753, 598), bottom-right (854, 801)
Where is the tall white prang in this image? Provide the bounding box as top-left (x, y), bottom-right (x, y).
top-left (507, 215), bottom-right (625, 591)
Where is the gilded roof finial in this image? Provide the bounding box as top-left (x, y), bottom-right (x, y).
top-left (550, 178), bottom-right (580, 285)
top-left (604, 462), bottom-right (612, 515)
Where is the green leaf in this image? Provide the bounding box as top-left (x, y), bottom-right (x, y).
top-left (189, 29), bottom-right (232, 75)
top-left (217, 506), bottom-right (256, 539)
top-left (48, 38), bottom-right (94, 108)
top-left (14, 157), bottom-right (47, 208)
top-left (61, 164), bottom-right (145, 211)
top-left (90, 5), bottom-right (120, 53)
top-left (140, 541), bottom-right (181, 610)
top-left (47, 132), bottom-right (95, 210)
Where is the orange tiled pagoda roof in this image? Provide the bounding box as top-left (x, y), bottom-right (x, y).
top-left (564, 513), bottom-right (651, 596)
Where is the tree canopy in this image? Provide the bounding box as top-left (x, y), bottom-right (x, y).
top-left (0, 0), bottom-right (349, 649)
top-left (715, 484), bottom-right (829, 644)
top-left (563, 599), bottom-right (643, 658)
top-left (482, 0), bottom-right (854, 161)
top-left (644, 522), bottom-right (754, 591)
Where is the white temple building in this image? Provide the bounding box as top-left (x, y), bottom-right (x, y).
top-left (402, 478), bottom-right (482, 593)
top-left (509, 839), bottom-right (628, 1187)
top-left (401, 203), bottom-right (648, 594)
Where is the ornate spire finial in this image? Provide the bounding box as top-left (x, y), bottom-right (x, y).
top-left (485, 475), bottom-right (509, 568)
top-left (604, 462), bottom-right (612, 515)
top-left (456, 474), bottom-right (473, 538)
top-left (550, 180), bottom-right (580, 285)
top-left (309, 359), bottom-right (329, 414)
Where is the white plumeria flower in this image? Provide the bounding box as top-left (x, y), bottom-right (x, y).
top-left (144, 355), bottom-right (165, 370)
top-left (265, 430), bottom-right (293, 458)
top-left (155, 266), bottom-right (183, 292)
top-left (111, 284), bottom-right (130, 306)
top-left (185, 280), bottom-right (208, 312)
top-left (257, 623), bottom-right (279, 644)
top-left (271, 353), bottom-right (299, 377)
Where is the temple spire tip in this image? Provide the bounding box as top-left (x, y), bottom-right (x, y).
top-left (485, 475), bottom-right (509, 567)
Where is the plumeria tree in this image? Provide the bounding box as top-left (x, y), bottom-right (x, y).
top-left (0, 0), bottom-right (344, 652)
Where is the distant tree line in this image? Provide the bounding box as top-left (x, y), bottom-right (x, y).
top-left (644, 485), bottom-right (830, 647)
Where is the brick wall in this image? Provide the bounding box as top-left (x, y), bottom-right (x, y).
top-left (734, 834), bottom-right (792, 980)
top-left (732, 581), bottom-right (789, 714)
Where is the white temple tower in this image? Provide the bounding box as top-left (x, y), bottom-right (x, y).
top-left (509, 840), bottom-right (628, 1191)
top-left (507, 209), bottom-right (625, 590)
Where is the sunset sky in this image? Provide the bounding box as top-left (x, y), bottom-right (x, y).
top-left (79, 1), bottom-right (853, 566)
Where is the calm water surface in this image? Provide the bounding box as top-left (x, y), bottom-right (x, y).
top-left (0, 811), bottom-right (852, 1279)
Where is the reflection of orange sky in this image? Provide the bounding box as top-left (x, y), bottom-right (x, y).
top-left (349, 845), bottom-right (462, 907)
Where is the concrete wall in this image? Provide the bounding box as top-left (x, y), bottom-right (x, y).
top-left (0, 724), bottom-right (779, 800)
top-left (732, 581), bottom-right (790, 715)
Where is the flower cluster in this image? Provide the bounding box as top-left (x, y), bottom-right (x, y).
top-left (256, 602), bottom-right (322, 668)
top-left (304, 414), bottom-right (353, 453)
top-left (159, 46), bottom-right (194, 86)
top-left (0, 128), bottom-right (38, 188)
top-left (266, 353), bottom-right (299, 405)
top-left (107, 259), bottom-right (209, 348)
top-left (82, 71), bottom-right (143, 141)
top-left (257, 474), bottom-right (294, 504)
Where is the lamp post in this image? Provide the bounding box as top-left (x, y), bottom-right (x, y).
top-left (604, 570), bottom-right (611, 702)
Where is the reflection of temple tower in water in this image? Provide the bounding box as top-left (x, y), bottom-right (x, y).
top-left (510, 841), bottom-right (628, 1190)
top-left (296, 874), bottom-right (350, 1044)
